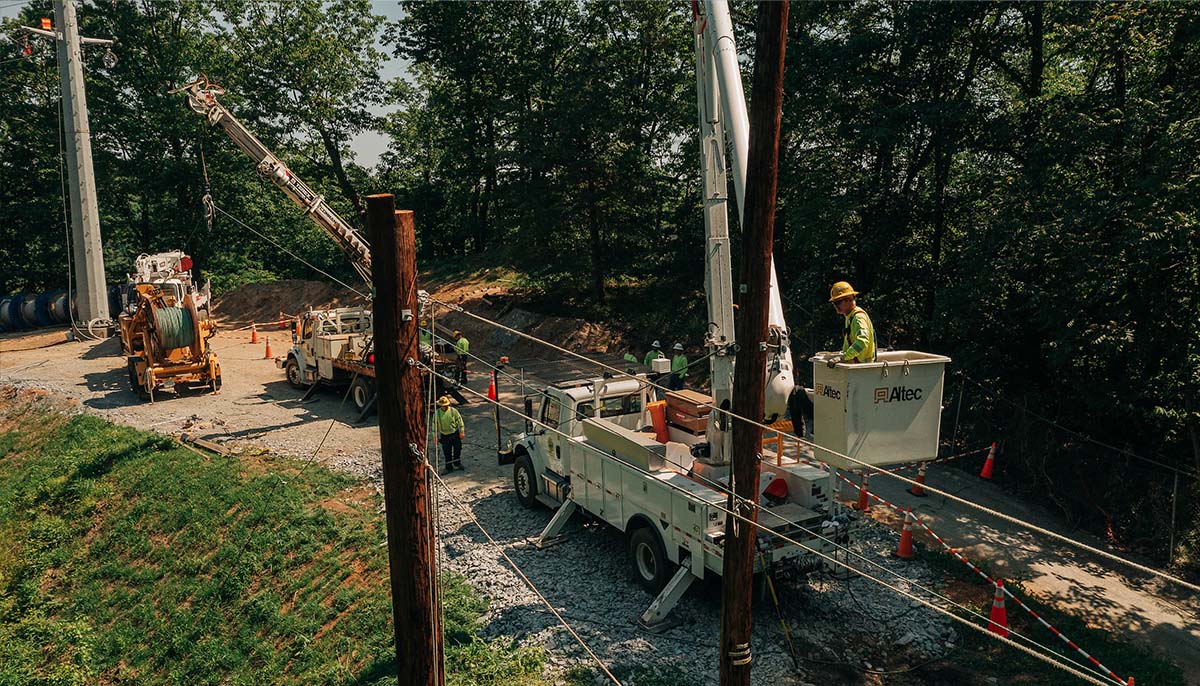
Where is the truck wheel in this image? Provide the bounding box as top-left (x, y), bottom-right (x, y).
top-left (350, 376), bottom-right (373, 412)
top-left (127, 358), bottom-right (150, 401)
top-left (285, 358), bottom-right (307, 390)
top-left (513, 453), bottom-right (539, 509)
top-left (629, 526), bottom-right (673, 593)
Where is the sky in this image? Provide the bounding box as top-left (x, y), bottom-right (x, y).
top-left (2, 0), bottom-right (410, 167)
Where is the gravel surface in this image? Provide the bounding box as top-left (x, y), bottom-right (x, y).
top-left (0, 328), bottom-right (961, 686)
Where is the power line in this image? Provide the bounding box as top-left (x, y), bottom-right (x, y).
top-left (417, 362), bottom-right (1127, 686)
top-left (961, 372), bottom-right (1199, 480)
top-left (432, 296), bottom-right (1200, 596)
top-left (428, 464), bottom-right (623, 686)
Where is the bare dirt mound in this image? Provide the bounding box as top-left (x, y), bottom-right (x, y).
top-left (212, 280), bottom-right (368, 326)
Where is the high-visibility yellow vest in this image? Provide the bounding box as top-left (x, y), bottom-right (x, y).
top-left (643, 350), bottom-right (663, 366)
top-left (842, 306), bottom-right (876, 363)
top-left (671, 354), bottom-right (688, 373)
top-left (455, 337), bottom-right (469, 355)
top-left (436, 407), bottom-right (464, 436)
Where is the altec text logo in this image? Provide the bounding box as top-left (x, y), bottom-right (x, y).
top-left (874, 386), bottom-right (923, 404)
top-left (815, 383), bottom-right (841, 400)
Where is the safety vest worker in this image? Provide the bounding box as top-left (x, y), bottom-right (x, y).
top-left (435, 395), bottom-right (465, 472)
top-left (643, 340), bottom-right (664, 366)
top-left (454, 331), bottom-right (469, 356)
top-left (670, 343), bottom-right (688, 390)
top-left (828, 281), bottom-right (876, 365)
top-left (419, 319), bottom-right (432, 348)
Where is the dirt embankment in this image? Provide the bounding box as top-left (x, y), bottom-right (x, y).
top-left (211, 280), bottom-right (368, 326)
top-left (211, 275), bottom-right (630, 363)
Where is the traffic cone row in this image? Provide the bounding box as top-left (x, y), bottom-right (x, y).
top-left (980, 442), bottom-right (997, 480)
top-left (264, 336), bottom-right (273, 359)
top-left (908, 461), bottom-right (928, 497)
top-left (894, 507), bottom-right (916, 559)
top-left (249, 323), bottom-right (258, 344)
top-left (988, 579), bottom-right (1009, 637)
top-left (853, 473), bottom-right (870, 511)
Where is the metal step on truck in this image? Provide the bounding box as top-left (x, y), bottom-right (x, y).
top-left (502, 371), bottom-right (847, 630)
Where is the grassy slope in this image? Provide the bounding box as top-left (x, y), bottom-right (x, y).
top-left (0, 397), bottom-right (543, 686)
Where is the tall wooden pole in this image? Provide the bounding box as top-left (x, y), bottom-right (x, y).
top-left (367, 195), bottom-right (443, 686)
top-left (719, 4), bottom-right (789, 686)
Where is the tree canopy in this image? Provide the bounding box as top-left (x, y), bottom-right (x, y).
top-left (0, 0), bottom-right (1196, 567)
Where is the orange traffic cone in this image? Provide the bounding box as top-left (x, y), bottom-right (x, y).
top-left (294, 318), bottom-right (301, 337)
top-left (980, 442), bottom-right (997, 480)
top-left (278, 310), bottom-right (287, 330)
top-left (487, 373), bottom-right (498, 401)
top-left (987, 579), bottom-right (1009, 637)
top-left (250, 323), bottom-right (258, 344)
top-left (1127, 677), bottom-right (1135, 686)
top-left (895, 507), bottom-right (916, 559)
top-left (264, 336), bottom-right (273, 359)
top-left (853, 474), bottom-right (870, 511)
top-left (909, 461), bottom-right (928, 497)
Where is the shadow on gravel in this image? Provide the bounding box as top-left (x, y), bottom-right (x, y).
top-left (80, 336), bottom-right (122, 360)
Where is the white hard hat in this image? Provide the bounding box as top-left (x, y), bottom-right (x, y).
top-left (673, 343), bottom-right (684, 351)
top-left (651, 340), bottom-right (661, 348)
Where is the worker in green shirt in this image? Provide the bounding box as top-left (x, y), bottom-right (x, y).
top-left (419, 319), bottom-right (433, 348)
top-left (453, 329), bottom-right (470, 384)
top-left (670, 342), bottom-right (688, 390)
top-left (435, 395), bottom-right (465, 472)
top-left (643, 340), bottom-right (664, 367)
top-left (827, 281), bottom-right (876, 366)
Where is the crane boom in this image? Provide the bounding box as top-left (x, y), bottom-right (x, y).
top-left (173, 75), bottom-right (372, 283)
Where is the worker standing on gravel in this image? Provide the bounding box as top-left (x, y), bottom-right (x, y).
top-left (435, 395), bottom-right (465, 472)
top-left (827, 281), bottom-right (876, 366)
top-left (643, 340), bottom-right (664, 367)
top-left (670, 343), bottom-right (688, 390)
top-left (453, 329), bottom-right (470, 384)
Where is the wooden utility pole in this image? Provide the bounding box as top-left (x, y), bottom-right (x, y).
top-left (367, 195), bottom-right (443, 686)
top-left (719, 3), bottom-right (789, 686)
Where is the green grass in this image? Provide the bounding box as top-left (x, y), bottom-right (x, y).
top-left (917, 547), bottom-right (1184, 686)
top-left (0, 399), bottom-right (545, 686)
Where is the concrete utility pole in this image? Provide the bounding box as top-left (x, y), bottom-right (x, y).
top-left (718, 3), bottom-right (788, 686)
top-left (56, 0), bottom-right (109, 323)
top-left (367, 194), bottom-right (444, 686)
top-left (23, 1), bottom-right (113, 324)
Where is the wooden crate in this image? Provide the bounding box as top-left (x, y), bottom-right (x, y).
top-left (667, 406), bottom-right (709, 432)
top-left (666, 389), bottom-right (713, 416)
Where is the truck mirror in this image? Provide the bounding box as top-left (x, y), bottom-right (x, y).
top-left (524, 397), bottom-right (534, 434)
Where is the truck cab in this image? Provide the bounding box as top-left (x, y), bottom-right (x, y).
top-left (281, 307), bottom-right (373, 389)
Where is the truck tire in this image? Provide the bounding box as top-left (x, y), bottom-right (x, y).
top-left (350, 376), bottom-right (373, 413)
top-left (284, 357), bottom-right (307, 390)
top-left (629, 525), bottom-right (673, 593)
top-left (513, 453), bottom-right (539, 509)
top-left (127, 358), bottom-right (151, 401)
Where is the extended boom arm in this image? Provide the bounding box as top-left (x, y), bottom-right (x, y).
top-left (173, 75), bottom-right (372, 283)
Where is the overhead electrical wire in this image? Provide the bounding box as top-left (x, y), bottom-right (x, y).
top-left (416, 361), bottom-right (1127, 686)
top-left (428, 465), bottom-right (623, 686)
top-left (431, 296), bottom-right (1200, 596)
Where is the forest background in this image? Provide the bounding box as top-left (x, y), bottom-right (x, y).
top-left (1, 1), bottom-right (1197, 571)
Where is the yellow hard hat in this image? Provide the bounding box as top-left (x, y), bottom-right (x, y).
top-left (420, 319), bottom-right (428, 327)
top-left (829, 281), bottom-right (859, 303)
top-left (453, 330), bottom-right (462, 337)
top-left (437, 395), bottom-right (451, 407)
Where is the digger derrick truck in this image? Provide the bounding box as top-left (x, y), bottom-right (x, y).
top-left (174, 76), bottom-right (449, 415)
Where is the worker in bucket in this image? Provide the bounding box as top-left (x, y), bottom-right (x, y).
top-left (643, 340), bottom-right (664, 367)
top-left (453, 329), bottom-right (470, 384)
top-left (670, 343), bottom-right (688, 390)
top-left (435, 395), bottom-right (465, 472)
top-left (827, 281), bottom-right (876, 366)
